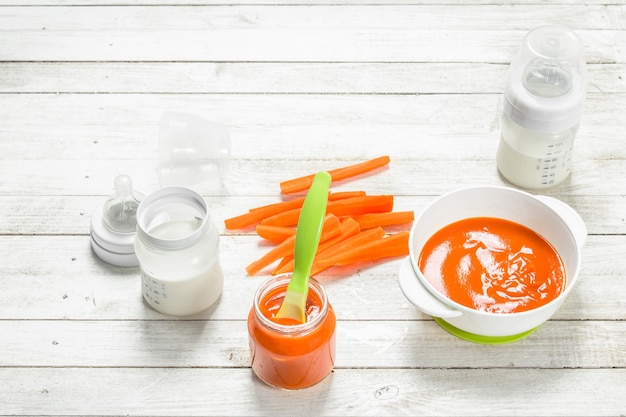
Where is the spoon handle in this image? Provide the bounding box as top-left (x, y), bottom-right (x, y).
top-left (289, 171), bottom-right (332, 295)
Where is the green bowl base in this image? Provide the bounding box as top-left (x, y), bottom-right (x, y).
top-left (433, 317), bottom-right (538, 345)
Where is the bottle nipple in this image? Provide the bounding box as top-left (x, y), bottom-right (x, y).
top-left (102, 174), bottom-right (143, 234)
top-left (521, 26), bottom-right (580, 98)
top-left (523, 59), bottom-right (572, 98)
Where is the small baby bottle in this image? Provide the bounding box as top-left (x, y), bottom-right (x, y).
top-left (134, 187), bottom-right (224, 316)
top-left (497, 25), bottom-right (586, 189)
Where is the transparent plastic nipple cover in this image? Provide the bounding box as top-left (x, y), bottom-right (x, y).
top-left (103, 174), bottom-right (143, 234)
top-left (503, 25), bottom-right (585, 133)
top-left (522, 29), bottom-right (576, 98)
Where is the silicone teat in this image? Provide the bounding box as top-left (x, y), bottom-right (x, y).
top-left (102, 174), bottom-right (142, 234)
top-left (520, 26), bottom-right (582, 98)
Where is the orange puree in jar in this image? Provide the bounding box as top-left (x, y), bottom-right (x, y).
top-left (248, 275), bottom-right (336, 390)
top-left (418, 217), bottom-right (565, 313)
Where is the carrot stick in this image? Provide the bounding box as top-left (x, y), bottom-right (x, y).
top-left (249, 191), bottom-right (360, 214)
top-left (318, 231), bottom-right (410, 267)
top-left (273, 217), bottom-right (361, 275)
top-left (312, 217), bottom-right (361, 257)
top-left (255, 225), bottom-right (296, 244)
top-left (309, 227), bottom-right (387, 276)
top-left (261, 195), bottom-right (394, 227)
top-left (248, 197), bottom-right (304, 212)
top-left (225, 197), bottom-right (305, 230)
top-left (246, 215), bottom-right (342, 276)
top-left (256, 213), bottom-right (341, 245)
top-left (317, 214), bottom-right (343, 242)
top-left (246, 234), bottom-right (295, 276)
top-left (258, 207), bottom-right (304, 227)
top-left (225, 191), bottom-right (366, 230)
top-left (273, 254), bottom-right (293, 274)
top-left (326, 195), bottom-right (394, 218)
top-left (280, 156), bottom-right (391, 194)
top-left (352, 211), bottom-right (415, 230)
top-left (328, 190), bottom-right (367, 201)
top-left (316, 227), bottom-right (386, 260)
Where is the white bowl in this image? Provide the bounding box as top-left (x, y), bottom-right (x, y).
top-left (398, 186), bottom-right (586, 341)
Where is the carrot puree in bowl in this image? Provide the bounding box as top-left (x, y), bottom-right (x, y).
top-left (418, 217), bottom-right (565, 314)
top-left (248, 275), bottom-right (336, 390)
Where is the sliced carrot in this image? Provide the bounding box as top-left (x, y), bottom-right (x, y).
top-left (273, 217), bottom-right (361, 275)
top-left (255, 213), bottom-right (341, 245)
top-left (328, 190), bottom-right (367, 201)
top-left (317, 214), bottom-right (343, 242)
top-left (248, 197), bottom-right (304, 212)
top-left (225, 191), bottom-right (366, 230)
top-left (326, 194), bottom-right (394, 218)
top-left (246, 215), bottom-right (341, 276)
top-left (259, 207), bottom-right (304, 228)
top-left (316, 227), bottom-right (386, 260)
top-left (309, 227), bottom-right (387, 276)
top-left (318, 231), bottom-right (410, 267)
top-left (255, 225), bottom-right (296, 244)
top-left (273, 254), bottom-right (294, 274)
top-left (261, 195), bottom-right (394, 227)
top-left (246, 234), bottom-right (295, 276)
top-left (313, 217), bottom-right (361, 257)
top-left (280, 156), bottom-right (391, 194)
top-left (352, 211), bottom-right (414, 230)
top-left (225, 197), bottom-right (304, 230)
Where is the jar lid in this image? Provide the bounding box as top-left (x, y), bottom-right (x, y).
top-left (89, 174), bottom-right (143, 267)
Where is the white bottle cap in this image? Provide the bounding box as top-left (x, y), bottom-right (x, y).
top-left (90, 202), bottom-right (138, 267)
top-left (90, 174), bottom-right (143, 267)
top-left (504, 25), bottom-right (586, 133)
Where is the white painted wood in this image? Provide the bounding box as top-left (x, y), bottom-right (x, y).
top-left (1, 28), bottom-right (622, 63)
top-left (1, 368), bottom-right (625, 416)
top-left (2, 5), bottom-right (623, 32)
top-left (0, 2), bottom-right (624, 416)
top-left (1, 62), bottom-right (625, 94)
top-left (0, 93), bottom-right (622, 164)
top-left (0, 6), bottom-right (623, 62)
top-left (2, 320), bottom-right (625, 368)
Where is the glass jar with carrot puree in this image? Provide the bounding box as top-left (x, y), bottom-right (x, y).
top-left (247, 274), bottom-right (336, 390)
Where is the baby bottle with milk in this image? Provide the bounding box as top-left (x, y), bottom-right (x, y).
top-left (497, 25), bottom-right (586, 189)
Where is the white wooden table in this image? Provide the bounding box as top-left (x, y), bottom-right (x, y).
top-left (1, 2), bottom-right (625, 416)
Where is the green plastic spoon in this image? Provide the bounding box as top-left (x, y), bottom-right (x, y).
top-left (275, 171), bottom-right (332, 323)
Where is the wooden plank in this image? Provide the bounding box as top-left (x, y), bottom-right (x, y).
top-left (1, 28), bottom-right (620, 63)
top-left (2, 5), bottom-right (623, 32)
top-left (4, 0), bottom-right (624, 5)
top-left (1, 320), bottom-right (624, 369)
top-left (0, 62), bottom-right (510, 94)
top-left (0, 93), bottom-right (621, 162)
top-left (0, 5), bottom-right (622, 62)
top-left (1, 367), bottom-right (624, 416)
top-left (0, 235), bottom-right (622, 321)
top-left (1, 62), bottom-right (623, 94)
